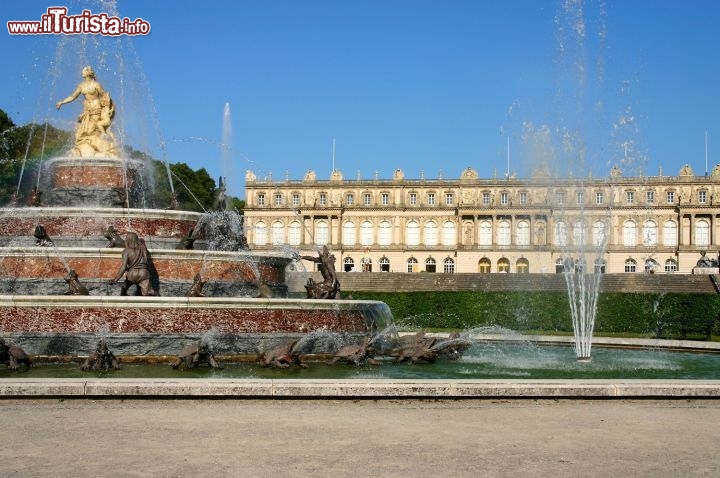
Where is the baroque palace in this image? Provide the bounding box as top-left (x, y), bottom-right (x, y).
top-left (243, 164), bottom-right (720, 275)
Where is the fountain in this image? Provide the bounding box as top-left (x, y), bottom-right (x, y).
top-left (0, 59), bottom-right (392, 362)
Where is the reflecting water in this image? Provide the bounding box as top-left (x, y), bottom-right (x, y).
top-left (7, 343), bottom-right (720, 380)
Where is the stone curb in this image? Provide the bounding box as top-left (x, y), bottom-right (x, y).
top-left (1, 379), bottom-right (719, 399)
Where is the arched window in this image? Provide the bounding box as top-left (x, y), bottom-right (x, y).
top-left (573, 221), bottom-right (586, 246)
top-left (555, 221), bottom-right (568, 247)
top-left (594, 258), bottom-right (606, 274)
top-left (406, 220), bottom-right (419, 246)
top-left (498, 220), bottom-right (511, 246)
top-left (623, 221), bottom-right (637, 247)
top-left (424, 221), bottom-right (438, 246)
top-left (315, 220), bottom-right (328, 246)
top-left (425, 257), bottom-right (436, 273)
top-left (379, 257), bottom-right (390, 272)
top-left (254, 221), bottom-right (267, 246)
top-left (478, 257), bottom-right (491, 273)
top-left (378, 221), bottom-right (392, 246)
top-left (343, 257), bottom-right (355, 272)
top-left (407, 257), bottom-right (418, 273)
top-left (361, 221), bottom-right (373, 246)
top-left (643, 221), bottom-right (657, 246)
top-left (342, 221), bottom-right (356, 246)
top-left (555, 258), bottom-right (565, 273)
top-left (443, 258), bottom-right (455, 273)
top-left (624, 258), bottom-right (637, 273)
top-left (479, 221), bottom-right (492, 246)
top-left (516, 220), bottom-right (530, 246)
top-left (645, 258), bottom-right (659, 273)
top-left (664, 258), bottom-right (678, 273)
top-left (592, 221), bottom-right (606, 247)
top-left (516, 258), bottom-right (529, 273)
top-left (271, 221), bottom-right (284, 245)
top-left (695, 219), bottom-right (710, 247)
top-left (497, 257), bottom-right (510, 273)
top-left (288, 221), bottom-right (302, 246)
top-left (442, 221), bottom-right (456, 246)
top-left (663, 221), bottom-right (678, 247)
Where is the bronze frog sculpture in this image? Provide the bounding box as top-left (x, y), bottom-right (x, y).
top-left (0, 338), bottom-right (32, 371)
top-left (81, 340), bottom-right (120, 371)
top-left (330, 337), bottom-right (380, 366)
top-left (171, 340), bottom-right (223, 369)
top-left (260, 339), bottom-right (306, 368)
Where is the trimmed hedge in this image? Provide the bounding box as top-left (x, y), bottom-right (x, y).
top-left (347, 290), bottom-right (720, 339)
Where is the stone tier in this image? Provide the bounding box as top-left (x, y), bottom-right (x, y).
top-left (0, 207), bottom-right (201, 248)
top-left (0, 247), bottom-right (292, 296)
top-left (40, 157), bottom-right (146, 207)
top-left (0, 296), bottom-right (393, 356)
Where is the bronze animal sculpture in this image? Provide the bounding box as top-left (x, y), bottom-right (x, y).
top-left (330, 337), bottom-right (380, 366)
top-left (33, 224), bottom-right (53, 246)
top-left (103, 225), bottom-right (125, 248)
top-left (170, 340), bottom-right (222, 369)
top-left (260, 339), bottom-right (306, 368)
top-left (0, 338), bottom-right (32, 371)
top-left (301, 246), bottom-right (340, 299)
top-left (432, 333), bottom-right (472, 360)
top-left (386, 332), bottom-right (440, 364)
top-left (81, 340), bottom-right (120, 371)
top-left (64, 269), bottom-right (90, 295)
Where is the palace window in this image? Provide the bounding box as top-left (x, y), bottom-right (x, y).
top-left (274, 193), bottom-right (283, 206)
top-left (519, 192), bottom-right (528, 205)
top-left (361, 221), bottom-right (373, 246)
top-left (427, 193), bottom-right (436, 206)
top-left (381, 193), bottom-right (389, 205)
top-left (646, 191), bottom-right (654, 204)
top-left (482, 192), bottom-right (491, 206)
top-left (623, 221), bottom-right (637, 247)
top-left (663, 221), bottom-right (678, 247)
top-left (292, 193), bottom-right (300, 207)
top-left (409, 193), bottom-right (417, 205)
top-left (271, 221), bottom-right (284, 245)
top-left (318, 193), bottom-right (327, 207)
top-left (346, 193), bottom-right (354, 206)
top-left (500, 192), bottom-right (509, 205)
top-left (478, 257), bottom-right (491, 273)
top-left (666, 191), bottom-right (675, 204)
top-left (479, 221), bottom-right (492, 246)
top-left (445, 193), bottom-right (454, 206)
top-left (516, 258), bottom-right (529, 274)
top-left (379, 257), bottom-right (391, 272)
top-left (254, 221), bottom-right (267, 246)
top-left (498, 220), bottom-right (511, 246)
top-left (315, 220), bottom-right (328, 246)
top-left (443, 258), bottom-right (455, 274)
top-left (695, 219), bottom-right (710, 247)
top-left (595, 191), bottom-right (604, 205)
top-left (363, 193), bottom-right (372, 206)
top-left (343, 257), bottom-right (355, 272)
top-left (425, 221), bottom-right (438, 246)
top-left (643, 221), bottom-right (657, 246)
top-left (576, 191), bottom-right (584, 205)
top-left (516, 221), bottom-right (530, 246)
top-left (343, 221), bottom-right (356, 246)
top-left (664, 259), bottom-right (678, 273)
top-left (573, 221), bottom-right (586, 246)
top-left (593, 221), bottom-right (607, 247)
top-left (378, 221), bottom-right (392, 246)
top-left (555, 221), bottom-right (568, 247)
top-left (257, 193), bottom-right (265, 206)
top-left (442, 221), bottom-right (456, 246)
top-left (626, 191), bottom-right (635, 205)
top-left (406, 221), bottom-right (420, 246)
top-left (407, 257), bottom-right (418, 273)
top-left (425, 257), bottom-right (436, 273)
top-left (699, 190), bottom-right (708, 204)
top-left (497, 258), bottom-right (510, 273)
top-left (624, 258), bottom-right (637, 273)
top-left (288, 221), bottom-right (301, 246)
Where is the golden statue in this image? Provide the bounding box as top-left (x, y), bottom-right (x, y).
top-left (56, 66), bottom-right (118, 157)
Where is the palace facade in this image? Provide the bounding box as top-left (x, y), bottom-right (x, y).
top-left (243, 164), bottom-right (720, 275)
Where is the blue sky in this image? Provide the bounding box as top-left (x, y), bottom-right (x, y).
top-left (2, 0), bottom-right (719, 198)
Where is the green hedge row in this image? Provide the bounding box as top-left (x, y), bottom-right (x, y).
top-left (347, 290), bottom-right (720, 340)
